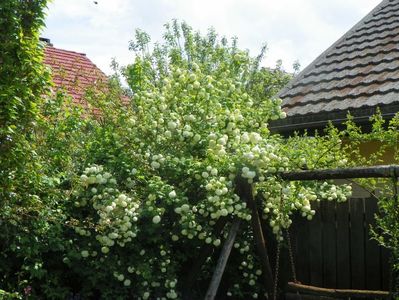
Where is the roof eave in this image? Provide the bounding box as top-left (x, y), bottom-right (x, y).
top-left (270, 102), bottom-right (399, 135)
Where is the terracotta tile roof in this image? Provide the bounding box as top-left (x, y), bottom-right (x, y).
top-left (273, 0), bottom-right (399, 132)
top-left (43, 45), bottom-right (109, 109)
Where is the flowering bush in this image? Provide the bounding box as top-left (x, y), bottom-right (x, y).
top-left (1, 15), bottom-right (355, 299)
top-left (52, 22), bottom-right (352, 299)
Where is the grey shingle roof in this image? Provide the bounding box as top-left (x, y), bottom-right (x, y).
top-left (275, 0), bottom-right (399, 132)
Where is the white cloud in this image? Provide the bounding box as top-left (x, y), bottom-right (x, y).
top-left (42, 0), bottom-right (382, 74)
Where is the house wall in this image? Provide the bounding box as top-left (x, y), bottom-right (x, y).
top-left (338, 141), bottom-right (397, 198)
top-left (357, 141), bottom-right (396, 164)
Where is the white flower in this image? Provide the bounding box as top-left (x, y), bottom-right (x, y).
top-left (181, 204), bottom-right (189, 212)
top-left (218, 136), bottom-right (228, 145)
top-left (213, 239), bottom-right (221, 246)
top-left (81, 250), bottom-right (89, 258)
top-left (123, 279), bottom-right (131, 286)
top-left (152, 215), bottom-right (161, 224)
top-left (80, 175), bottom-right (88, 182)
top-left (241, 133), bottom-right (250, 143)
top-left (247, 171), bottom-right (256, 179)
top-left (151, 161), bottom-right (160, 169)
top-left (220, 209), bottom-right (228, 216)
top-left (167, 121), bottom-right (177, 130)
top-left (249, 132), bottom-right (262, 144)
top-left (169, 191), bottom-right (177, 198)
top-left (193, 134), bottom-right (201, 142)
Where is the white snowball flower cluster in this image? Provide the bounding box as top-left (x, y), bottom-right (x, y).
top-left (151, 154), bottom-right (165, 170)
top-left (259, 177), bottom-right (352, 236)
top-left (76, 165), bottom-right (140, 252)
top-left (317, 182), bottom-right (352, 202)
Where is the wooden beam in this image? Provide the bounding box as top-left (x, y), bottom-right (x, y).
top-left (276, 165), bottom-right (399, 181)
top-left (204, 218), bottom-right (241, 300)
top-left (287, 282), bottom-right (390, 299)
top-left (182, 217), bottom-right (228, 300)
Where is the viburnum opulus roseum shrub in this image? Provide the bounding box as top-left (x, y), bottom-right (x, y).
top-left (58, 22), bottom-right (352, 299)
top-left (1, 3), bottom-right (396, 296)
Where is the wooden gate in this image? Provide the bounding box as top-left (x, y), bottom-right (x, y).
top-left (288, 197), bottom-right (391, 291)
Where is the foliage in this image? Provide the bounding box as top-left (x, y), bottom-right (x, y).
top-left (0, 13), bottom-right (358, 299)
top-left (342, 111), bottom-right (399, 293)
top-left (43, 21), bottom-right (351, 299)
top-left (0, 0), bottom-right (50, 199)
top-left (0, 0), bottom-right (63, 297)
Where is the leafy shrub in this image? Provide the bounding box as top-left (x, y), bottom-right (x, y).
top-left (1, 5), bottom-right (357, 299)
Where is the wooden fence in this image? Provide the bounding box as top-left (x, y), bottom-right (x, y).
top-left (287, 197), bottom-right (391, 291)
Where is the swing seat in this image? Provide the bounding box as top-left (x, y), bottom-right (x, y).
top-left (286, 282), bottom-right (390, 299)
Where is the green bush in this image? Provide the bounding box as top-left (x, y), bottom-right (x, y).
top-left (1, 3), bottom-right (385, 298)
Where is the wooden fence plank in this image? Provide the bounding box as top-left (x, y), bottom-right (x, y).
top-left (294, 214), bottom-right (310, 285)
top-left (364, 197), bottom-right (382, 290)
top-left (350, 198), bottom-right (366, 289)
top-left (309, 202), bottom-right (323, 287)
top-left (288, 197), bottom-right (391, 292)
top-left (321, 201), bottom-right (337, 288)
top-left (336, 201), bottom-right (351, 288)
top-left (381, 245), bottom-right (391, 291)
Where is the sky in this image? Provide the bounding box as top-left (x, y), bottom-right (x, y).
top-left (42, 0), bottom-right (382, 75)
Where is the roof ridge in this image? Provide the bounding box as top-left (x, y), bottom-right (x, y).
top-left (278, 0), bottom-right (388, 98)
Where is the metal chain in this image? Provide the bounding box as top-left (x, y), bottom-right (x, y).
top-left (273, 237), bottom-right (281, 300)
top-left (285, 228), bottom-right (297, 283)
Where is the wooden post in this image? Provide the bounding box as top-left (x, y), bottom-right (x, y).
top-left (182, 217), bottom-right (228, 300)
top-left (204, 218), bottom-right (241, 300)
top-left (236, 178), bottom-right (275, 297)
